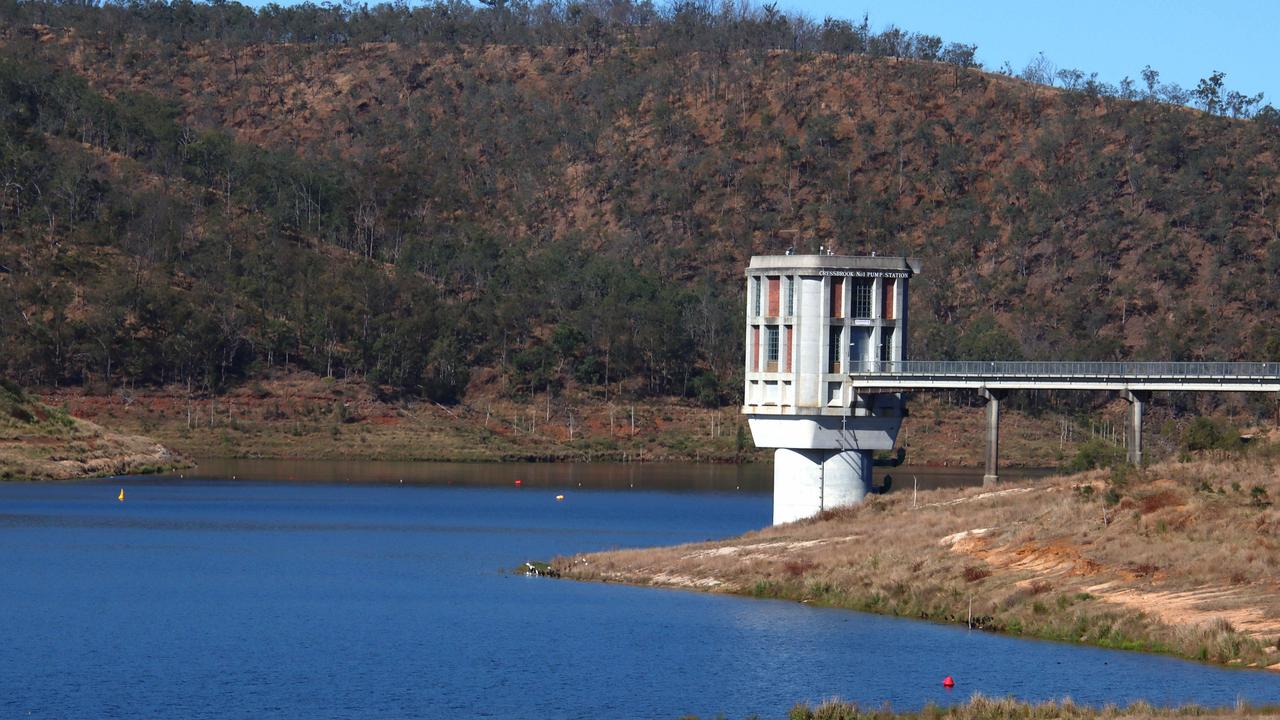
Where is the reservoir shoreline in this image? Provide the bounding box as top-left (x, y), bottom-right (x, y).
top-left (35, 371), bottom-right (1177, 470)
top-left (554, 458), bottom-right (1280, 673)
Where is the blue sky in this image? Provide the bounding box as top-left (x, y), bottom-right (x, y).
top-left (778, 0), bottom-right (1278, 106)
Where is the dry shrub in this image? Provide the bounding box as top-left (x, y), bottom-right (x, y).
top-left (1127, 562), bottom-right (1160, 578)
top-left (1139, 489), bottom-right (1185, 514)
top-left (1256, 510), bottom-right (1280, 536)
top-left (1160, 510), bottom-right (1193, 531)
top-left (962, 565), bottom-right (990, 582)
top-left (1001, 586), bottom-right (1032, 610)
top-left (786, 695), bottom-right (1280, 719)
top-left (809, 502), bottom-right (872, 524)
top-left (783, 559), bottom-right (816, 577)
top-left (1028, 579), bottom-right (1052, 595)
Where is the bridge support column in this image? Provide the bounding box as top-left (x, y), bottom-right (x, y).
top-left (979, 388), bottom-right (1005, 487)
top-left (772, 448), bottom-right (872, 525)
top-left (1122, 390), bottom-right (1150, 466)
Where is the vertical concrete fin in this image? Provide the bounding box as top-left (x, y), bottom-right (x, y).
top-left (1121, 390), bottom-right (1150, 466)
top-left (979, 388), bottom-right (1004, 487)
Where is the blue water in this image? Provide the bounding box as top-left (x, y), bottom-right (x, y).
top-left (2, 473), bottom-right (1279, 719)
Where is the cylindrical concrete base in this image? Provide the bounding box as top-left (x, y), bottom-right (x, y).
top-left (773, 448), bottom-right (873, 525)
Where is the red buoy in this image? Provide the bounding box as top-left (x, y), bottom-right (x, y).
top-left (514, 479), bottom-right (523, 487)
top-left (942, 676), bottom-right (955, 688)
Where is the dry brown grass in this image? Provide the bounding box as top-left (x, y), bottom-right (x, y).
top-left (36, 374), bottom-right (1144, 469)
top-left (558, 457), bottom-right (1280, 670)
top-left (40, 372), bottom-right (758, 464)
top-left (0, 385), bottom-right (185, 480)
top-left (765, 695), bottom-right (1280, 720)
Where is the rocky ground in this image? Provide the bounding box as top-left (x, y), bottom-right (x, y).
top-left (0, 381), bottom-right (185, 481)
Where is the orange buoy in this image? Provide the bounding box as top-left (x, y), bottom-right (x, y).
top-left (943, 676), bottom-right (955, 688)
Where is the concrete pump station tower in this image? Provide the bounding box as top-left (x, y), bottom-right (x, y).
top-left (743, 253), bottom-right (920, 525)
top-left (744, 253), bottom-right (1280, 526)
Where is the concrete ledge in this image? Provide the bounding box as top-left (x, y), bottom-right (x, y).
top-left (748, 415), bottom-right (900, 451)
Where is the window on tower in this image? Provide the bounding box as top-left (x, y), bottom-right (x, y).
top-left (852, 279), bottom-right (873, 319)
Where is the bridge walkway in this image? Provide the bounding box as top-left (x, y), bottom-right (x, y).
top-left (847, 361), bottom-right (1280, 485)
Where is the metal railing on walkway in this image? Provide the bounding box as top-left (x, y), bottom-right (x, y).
top-left (849, 360), bottom-right (1280, 379)
top-left (846, 360), bottom-right (1280, 392)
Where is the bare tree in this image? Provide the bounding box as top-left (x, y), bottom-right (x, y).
top-left (1020, 52), bottom-right (1055, 86)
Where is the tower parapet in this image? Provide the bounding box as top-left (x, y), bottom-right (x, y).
top-left (743, 254), bottom-right (921, 524)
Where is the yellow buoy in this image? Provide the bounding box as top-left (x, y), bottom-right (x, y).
top-left (555, 494), bottom-right (565, 502)
top-left (117, 488), bottom-right (125, 502)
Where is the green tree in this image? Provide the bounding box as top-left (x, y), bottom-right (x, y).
top-left (955, 315), bottom-right (1024, 361)
top-left (1193, 70), bottom-right (1226, 114)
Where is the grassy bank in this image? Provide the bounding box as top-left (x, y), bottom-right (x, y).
top-left (42, 373), bottom-right (753, 464)
top-left (682, 696), bottom-right (1280, 720)
top-left (35, 371), bottom-right (1189, 468)
top-left (0, 380), bottom-right (186, 481)
top-left (557, 457), bottom-right (1280, 670)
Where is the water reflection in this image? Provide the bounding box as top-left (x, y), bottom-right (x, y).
top-left (184, 458), bottom-right (1056, 494)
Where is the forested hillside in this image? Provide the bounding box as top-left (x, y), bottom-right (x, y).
top-left (2, 0), bottom-right (1279, 410)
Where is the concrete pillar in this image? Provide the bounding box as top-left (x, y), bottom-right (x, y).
top-left (773, 448), bottom-right (872, 525)
top-left (1122, 390), bottom-right (1150, 466)
top-left (979, 388), bottom-right (1005, 487)
top-left (795, 277), bottom-right (824, 408)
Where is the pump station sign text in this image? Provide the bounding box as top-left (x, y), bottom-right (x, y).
top-left (816, 269), bottom-right (911, 278)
